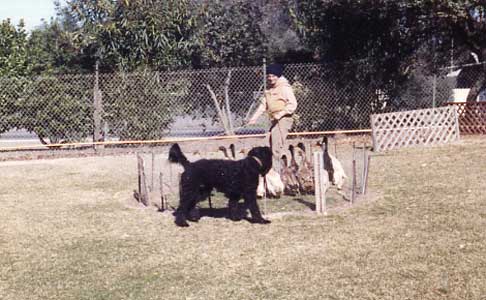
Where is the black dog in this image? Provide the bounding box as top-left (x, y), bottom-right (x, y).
top-left (168, 143), bottom-right (273, 227)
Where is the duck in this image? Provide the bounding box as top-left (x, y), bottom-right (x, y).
top-left (294, 143), bottom-right (315, 194)
top-left (280, 154), bottom-right (300, 196)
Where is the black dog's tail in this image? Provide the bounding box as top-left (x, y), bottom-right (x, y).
top-left (168, 143), bottom-right (190, 168)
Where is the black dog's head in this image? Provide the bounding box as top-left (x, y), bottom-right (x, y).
top-left (247, 146), bottom-right (272, 176)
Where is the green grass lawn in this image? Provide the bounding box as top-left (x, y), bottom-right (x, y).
top-left (1, 136), bottom-right (485, 300)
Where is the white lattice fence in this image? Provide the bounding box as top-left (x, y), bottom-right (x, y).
top-left (370, 106), bottom-right (460, 152)
top-left (446, 102), bottom-right (486, 134)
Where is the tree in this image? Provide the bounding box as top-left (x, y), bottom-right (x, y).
top-left (101, 71), bottom-right (188, 140)
top-left (258, 0), bottom-right (313, 64)
top-left (60, 0), bottom-right (198, 71)
top-left (0, 20), bottom-right (30, 134)
top-left (290, 1), bottom-right (424, 86)
top-left (0, 19), bottom-right (30, 76)
top-left (190, 0), bottom-right (268, 68)
top-left (290, 0), bottom-right (486, 101)
top-left (418, 1), bottom-right (486, 101)
top-left (1, 0), bottom-right (201, 143)
top-left (18, 75), bottom-right (93, 144)
top-left (27, 20), bottom-right (88, 74)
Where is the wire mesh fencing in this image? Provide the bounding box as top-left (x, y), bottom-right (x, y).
top-left (0, 75), bottom-right (94, 145)
top-left (1, 62), bottom-right (484, 149)
top-left (133, 135), bottom-right (370, 216)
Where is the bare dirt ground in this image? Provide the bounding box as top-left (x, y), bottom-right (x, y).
top-left (0, 135), bottom-right (485, 300)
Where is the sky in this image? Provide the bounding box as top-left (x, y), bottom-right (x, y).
top-left (0, 0), bottom-right (63, 31)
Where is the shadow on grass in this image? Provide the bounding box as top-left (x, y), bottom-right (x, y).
top-left (292, 197), bottom-right (316, 211)
top-left (169, 202), bottom-right (261, 224)
top-left (163, 194), bottom-right (319, 223)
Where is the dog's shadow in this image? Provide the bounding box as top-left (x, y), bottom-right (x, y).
top-left (172, 203), bottom-right (255, 223)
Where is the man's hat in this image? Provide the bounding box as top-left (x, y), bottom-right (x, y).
top-left (266, 63), bottom-right (284, 77)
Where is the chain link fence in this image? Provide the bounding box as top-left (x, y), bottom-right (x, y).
top-left (1, 62), bottom-right (485, 148)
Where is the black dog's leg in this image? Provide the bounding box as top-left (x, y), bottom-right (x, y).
top-left (175, 199), bottom-right (192, 227)
top-left (228, 196), bottom-right (242, 221)
top-left (243, 191), bottom-right (270, 224)
top-left (188, 206), bottom-right (200, 222)
top-left (175, 185), bottom-right (198, 227)
top-left (176, 186), bottom-right (207, 226)
top-left (175, 198), bottom-right (199, 227)
top-left (175, 177), bottom-right (190, 227)
top-left (188, 188), bottom-right (211, 222)
top-left (175, 206), bottom-right (190, 227)
top-left (188, 192), bottom-right (208, 222)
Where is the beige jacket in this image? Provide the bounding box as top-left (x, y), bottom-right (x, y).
top-left (249, 76), bottom-right (297, 122)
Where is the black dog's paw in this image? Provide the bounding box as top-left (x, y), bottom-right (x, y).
top-left (229, 215), bottom-right (243, 222)
top-left (175, 215), bottom-right (190, 227)
top-left (252, 218), bottom-right (271, 224)
top-left (188, 208), bottom-right (200, 222)
top-left (175, 220), bottom-right (190, 227)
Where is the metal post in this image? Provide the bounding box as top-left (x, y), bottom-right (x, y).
top-left (313, 152), bottom-right (322, 213)
top-left (351, 143), bottom-right (356, 204)
top-left (361, 143), bottom-right (367, 195)
top-left (151, 151), bottom-right (155, 192)
top-left (319, 153), bottom-right (327, 214)
top-left (93, 61), bottom-right (103, 150)
top-left (450, 38), bottom-right (454, 68)
top-left (432, 75), bottom-right (437, 108)
top-left (263, 176), bottom-right (267, 216)
top-left (352, 160), bottom-right (356, 204)
top-left (363, 155), bottom-right (371, 195)
top-left (159, 172), bottom-right (165, 211)
top-left (263, 58), bottom-right (267, 92)
top-left (224, 70), bottom-right (234, 134)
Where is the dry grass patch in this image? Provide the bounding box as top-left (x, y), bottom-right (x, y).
top-left (1, 136), bottom-right (485, 300)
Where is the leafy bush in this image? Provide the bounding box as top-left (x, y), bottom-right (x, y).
top-left (101, 72), bottom-right (188, 140)
top-left (18, 75), bottom-right (93, 144)
top-left (0, 77), bottom-right (29, 134)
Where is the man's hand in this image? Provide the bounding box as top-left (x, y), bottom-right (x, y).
top-left (272, 111), bottom-right (285, 120)
top-left (247, 118), bottom-right (257, 125)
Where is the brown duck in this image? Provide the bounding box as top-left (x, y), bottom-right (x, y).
top-left (280, 154), bottom-right (300, 196)
top-left (295, 143), bottom-right (315, 194)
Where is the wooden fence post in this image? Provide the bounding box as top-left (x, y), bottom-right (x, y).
top-left (363, 155), bottom-right (371, 195)
top-left (313, 152), bottom-right (329, 214)
top-left (137, 153), bottom-right (149, 206)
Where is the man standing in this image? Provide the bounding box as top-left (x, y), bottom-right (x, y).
top-left (248, 63), bottom-right (297, 173)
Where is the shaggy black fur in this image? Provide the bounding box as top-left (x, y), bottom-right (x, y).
top-left (168, 143), bottom-right (273, 227)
